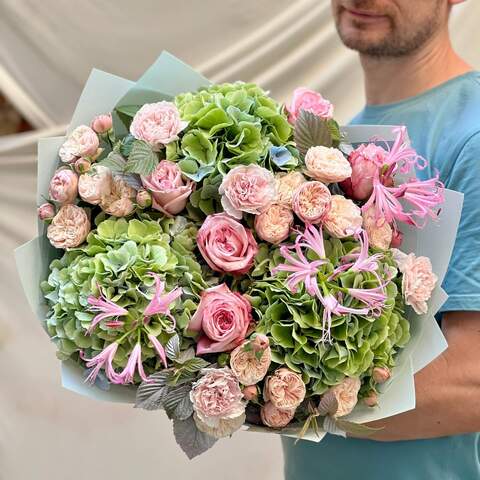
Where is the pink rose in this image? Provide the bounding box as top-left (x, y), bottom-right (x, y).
top-left (90, 113), bottom-right (112, 134)
top-left (393, 250), bottom-right (437, 315)
top-left (242, 385), bottom-right (258, 401)
top-left (363, 392), bottom-right (378, 407)
top-left (260, 402), bottom-right (296, 428)
top-left (49, 168), bottom-right (78, 204)
top-left (340, 144), bottom-right (387, 200)
top-left (292, 181), bottom-right (331, 224)
top-left (275, 171), bottom-right (306, 207)
top-left (190, 368), bottom-right (246, 439)
top-left (37, 203), bottom-right (55, 221)
top-left (189, 284), bottom-right (253, 355)
top-left (362, 206), bottom-right (393, 250)
top-left (391, 228), bottom-right (404, 248)
top-left (59, 125), bottom-right (100, 163)
top-left (141, 160), bottom-right (194, 215)
top-left (229, 341), bottom-right (271, 386)
top-left (304, 146), bottom-right (352, 184)
top-left (263, 368), bottom-right (306, 410)
top-left (286, 87), bottom-right (334, 123)
top-left (78, 165), bottom-right (113, 205)
top-left (74, 158), bottom-right (91, 174)
top-left (323, 195), bottom-right (362, 238)
top-left (47, 204), bottom-right (90, 249)
top-left (322, 376), bottom-right (361, 418)
top-left (219, 165), bottom-right (276, 219)
top-left (100, 176), bottom-right (136, 217)
top-left (254, 203), bottom-right (293, 244)
top-left (130, 101), bottom-right (188, 150)
top-left (197, 213), bottom-right (259, 275)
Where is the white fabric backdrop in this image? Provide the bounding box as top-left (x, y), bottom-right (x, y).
top-left (0, 1), bottom-right (479, 479)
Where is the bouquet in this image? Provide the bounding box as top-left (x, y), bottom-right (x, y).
top-left (15, 52), bottom-right (463, 458)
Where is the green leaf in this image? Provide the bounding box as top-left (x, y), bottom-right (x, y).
top-left (97, 151), bottom-right (126, 172)
top-left (173, 416), bottom-right (217, 459)
top-left (163, 383), bottom-right (194, 420)
top-left (295, 110), bottom-right (333, 158)
top-left (116, 105), bottom-right (141, 118)
top-left (271, 324), bottom-right (295, 349)
top-left (165, 334), bottom-right (180, 361)
top-left (135, 371), bottom-right (170, 410)
top-left (125, 140), bottom-right (159, 176)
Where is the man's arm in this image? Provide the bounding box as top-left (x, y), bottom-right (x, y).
top-left (357, 311), bottom-right (480, 441)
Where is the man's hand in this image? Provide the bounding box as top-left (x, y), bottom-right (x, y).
top-left (355, 311), bottom-right (480, 442)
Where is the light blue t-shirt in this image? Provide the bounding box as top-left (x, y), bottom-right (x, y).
top-left (283, 72), bottom-right (480, 479)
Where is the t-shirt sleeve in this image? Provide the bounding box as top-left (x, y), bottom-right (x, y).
top-left (440, 131), bottom-right (480, 312)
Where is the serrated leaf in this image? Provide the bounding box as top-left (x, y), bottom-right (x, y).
top-left (114, 172), bottom-right (143, 190)
top-left (317, 390), bottom-right (339, 416)
top-left (125, 140), bottom-right (159, 176)
top-left (135, 371), bottom-right (170, 410)
top-left (97, 152), bottom-right (126, 172)
top-left (165, 334), bottom-right (180, 361)
top-left (173, 416), bottom-right (217, 459)
top-left (295, 110), bottom-right (333, 158)
top-left (176, 347), bottom-right (196, 364)
top-left (181, 357), bottom-right (209, 373)
top-left (163, 383), bottom-right (193, 420)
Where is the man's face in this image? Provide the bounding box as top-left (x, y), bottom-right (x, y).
top-left (331, 0), bottom-right (448, 57)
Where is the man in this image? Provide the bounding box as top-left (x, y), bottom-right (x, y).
top-left (282, 1), bottom-right (480, 478)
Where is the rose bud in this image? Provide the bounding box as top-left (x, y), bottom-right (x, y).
top-left (286, 87), bottom-right (333, 123)
top-left (48, 168), bottom-right (78, 205)
top-left (251, 333), bottom-right (270, 352)
top-left (260, 402), bottom-right (296, 428)
top-left (136, 189), bottom-right (152, 208)
top-left (90, 113), bottom-right (112, 134)
top-left (275, 171), bottom-right (306, 207)
top-left (292, 181), bottom-right (331, 224)
top-left (243, 385), bottom-right (258, 401)
top-left (340, 143), bottom-right (387, 200)
top-left (391, 228), bottom-right (404, 248)
top-left (37, 203), bottom-right (55, 221)
top-left (363, 392), bottom-right (379, 407)
top-left (372, 367), bottom-right (391, 384)
top-left (254, 203), bottom-right (293, 244)
top-left (141, 160), bottom-right (194, 216)
top-left (323, 195), bottom-right (362, 238)
top-left (74, 158), bottom-right (91, 174)
top-left (304, 146), bottom-right (352, 184)
top-left (219, 164), bottom-right (276, 219)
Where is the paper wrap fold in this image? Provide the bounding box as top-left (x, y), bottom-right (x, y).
top-left (14, 52), bottom-right (463, 440)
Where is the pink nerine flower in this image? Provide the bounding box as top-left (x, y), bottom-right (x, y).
top-left (292, 181), bottom-right (331, 224)
top-left (219, 165), bottom-right (276, 219)
top-left (197, 213), bottom-right (258, 275)
top-left (188, 283), bottom-right (252, 355)
top-left (59, 125), bottom-right (100, 163)
top-left (141, 160), bottom-right (194, 216)
top-left (148, 334), bottom-right (168, 368)
top-left (143, 272), bottom-right (182, 325)
top-left (83, 342), bottom-right (120, 384)
top-left (86, 288), bottom-right (128, 334)
top-left (393, 249), bottom-right (437, 314)
top-left (286, 87), bottom-right (334, 123)
top-left (90, 113), bottom-right (112, 134)
top-left (49, 168), bottom-right (78, 204)
top-left (340, 143), bottom-right (388, 201)
top-left (191, 368), bottom-right (246, 438)
top-left (130, 101), bottom-right (188, 150)
top-left (112, 343), bottom-right (150, 384)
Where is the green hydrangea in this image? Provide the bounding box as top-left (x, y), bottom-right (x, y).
top-left (170, 82), bottom-right (295, 182)
top-left (41, 215), bottom-right (209, 379)
top-left (246, 235), bottom-right (410, 398)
